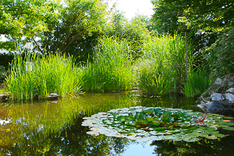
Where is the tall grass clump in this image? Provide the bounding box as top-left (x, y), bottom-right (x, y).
top-left (6, 52), bottom-right (81, 100)
top-left (137, 34), bottom-right (193, 95)
top-left (82, 37), bottom-right (134, 92)
top-left (182, 68), bottom-right (210, 97)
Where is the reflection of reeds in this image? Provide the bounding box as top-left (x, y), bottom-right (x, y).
top-left (6, 52), bottom-right (81, 100)
top-left (182, 68), bottom-right (210, 97)
top-left (82, 37), bottom-right (135, 92)
top-left (137, 34), bottom-right (193, 95)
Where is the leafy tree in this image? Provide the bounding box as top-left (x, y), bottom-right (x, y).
top-left (207, 27), bottom-right (234, 79)
top-left (151, 0), bottom-right (234, 33)
top-left (0, 0), bottom-right (60, 51)
top-left (0, 0), bottom-right (108, 63)
top-left (42, 0), bottom-right (107, 61)
top-left (150, 0), bottom-right (234, 66)
top-left (106, 12), bottom-right (151, 59)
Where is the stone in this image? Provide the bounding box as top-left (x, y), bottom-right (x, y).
top-left (198, 101), bottom-right (234, 114)
top-left (215, 78), bottom-right (222, 85)
top-left (225, 93), bottom-right (234, 103)
top-left (0, 94), bottom-right (8, 102)
top-left (47, 93), bottom-right (60, 101)
top-left (226, 88), bottom-right (234, 94)
top-left (228, 82), bottom-right (234, 87)
top-left (210, 93), bottom-right (225, 101)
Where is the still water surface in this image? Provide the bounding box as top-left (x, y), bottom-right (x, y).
top-left (0, 92), bottom-right (234, 156)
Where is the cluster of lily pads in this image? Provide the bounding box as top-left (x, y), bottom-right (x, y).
top-left (82, 106), bottom-right (234, 142)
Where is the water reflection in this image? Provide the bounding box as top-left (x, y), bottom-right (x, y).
top-left (0, 92), bottom-right (234, 155)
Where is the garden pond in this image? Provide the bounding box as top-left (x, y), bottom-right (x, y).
top-left (1, 91), bottom-right (234, 155)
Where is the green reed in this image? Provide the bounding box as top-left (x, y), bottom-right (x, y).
top-left (137, 34), bottom-right (193, 95)
top-left (82, 37), bottom-right (135, 92)
top-left (6, 52), bottom-right (81, 100)
top-left (182, 68), bottom-right (210, 97)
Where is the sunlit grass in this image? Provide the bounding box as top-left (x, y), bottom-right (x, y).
top-left (81, 37), bottom-right (135, 92)
top-left (182, 68), bottom-right (210, 97)
top-left (137, 34), bottom-right (193, 95)
top-left (6, 52), bottom-right (81, 100)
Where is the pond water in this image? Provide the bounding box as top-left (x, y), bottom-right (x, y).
top-left (0, 91), bottom-right (234, 156)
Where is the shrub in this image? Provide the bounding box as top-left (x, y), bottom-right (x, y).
top-left (207, 27), bottom-right (234, 80)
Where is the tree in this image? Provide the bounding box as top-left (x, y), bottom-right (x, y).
top-left (0, 0), bottom-right (60, 51)
top-left (41, 0), bottom-right (107, 61)
top-left (105, 12), bottom-right (151, 59)
top-left (0, 0), bottom-right (108, 62)
top-left (151, 0), bottom-right (234, 33)
top-left (150, 0), bottom-right (234, 65)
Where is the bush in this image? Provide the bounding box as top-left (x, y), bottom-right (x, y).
top-left (207, 27), bottom-right (234, 80)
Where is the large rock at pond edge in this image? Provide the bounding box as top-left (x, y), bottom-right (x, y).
top-left (210, 93), bottom-right (225, 101)
top-left (198, 101), bottom-right (234, 114)
top-left (198, 73), bottom-right (234, 114)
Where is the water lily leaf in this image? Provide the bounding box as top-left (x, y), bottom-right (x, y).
top-left (223, 126), bottom-right (234, 131)
top-left (223, 117), bottom-right (233, 120)
top-left (225, 123), bottom-right (234, 126)
top-left (86, 131), bottom-right (99, 135)
top-left (90, 127), bottom-right (98, 131)
top-left (206, 135), bottom-right (218, 140)
top-left (136, 137), bottom-right (150, 142)
top-left (214, 133), bottom-right (226, 138)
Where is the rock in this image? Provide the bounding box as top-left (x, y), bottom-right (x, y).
top-left (0, 94), bottom-right (8, 102)
top-left (225, 93), bottom-right (234, 103)
top-left (198, 101), bottom-right (234, 114)
top-left (228, 82), bottom-right (234, 87)
top-left (198, 73), bottom-right (234, 114)
top-left (226, 88), bottom-right (234, 94)
top-left (215, 78), bottom-right (222, 85)
top-left (47, 93), bottom-right (60, 101)
top-left (210, 93), bottom-right (225, 101)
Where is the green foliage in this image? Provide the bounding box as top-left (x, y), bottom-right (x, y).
top-left (207, 28), bottom-right (234, 79)
top-left (83, 106), bottom-right (229, 142)
top-left (182, 68), bottom-right (210, 97)
top-left (137, 34), bottom-right (193, 95)
top-left (106, 12), bottom-right (151, 59)
top-left (0, 65), bottom-right (7, 83)
top-left (6, 52), bottom-right (81, 100)
top-left (0, 0), bottom-right (60, 50)
top-left (81, 37), bottom-right (135, 92)
top-left (42, 0), bottom-right (107, 59)
top-left (150, 0), bottom-right (234, 66)
top-left (0, 0), bottom-right (108, 61)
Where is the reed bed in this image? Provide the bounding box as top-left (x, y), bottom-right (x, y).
top-left (182, 68), bottom-right (210, 97)
top-left (137, 34), bottom-right (193, 95)
top-left (81, 37), bottom-right (135, 92)
top-left (6, 53), bottom-right (81, 100)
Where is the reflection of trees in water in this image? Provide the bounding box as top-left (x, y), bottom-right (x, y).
top-left (11, 116), bottom-right (131, 155)
top-left (1, 93), bottom-right (136, 155)
top-left (150, 136), bottom-right (234, 156)
top-left (140, 93), bottom-right (199, 110)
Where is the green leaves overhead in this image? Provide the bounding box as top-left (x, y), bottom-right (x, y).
top-left (0, 0), bottom-right (108, 56)
top-left (0, 0), bottom-right (60, 50)
top-left (82, 106), bottom-right (233, 142)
